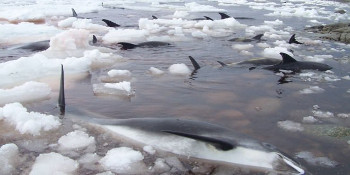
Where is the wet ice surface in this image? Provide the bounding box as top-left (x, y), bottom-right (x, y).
top-left (1, 0), bottom-right (350, 174)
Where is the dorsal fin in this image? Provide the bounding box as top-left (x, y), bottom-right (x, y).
top-left (102, 19), bottom-right (120, 27)
top-left (288, 34), bottom-right (303, 44)
top-left (189, 56), bottom-right (201, 70)
top-left (72, 8), bottom-right (78, 17)
top-left (219, 12), bottom-right (230, 19)
top-left (217, 61), bottom-right (227, 67)
top-left (163, 130), bottom-right (235, 151)
top-left (117, 42), bottom-right (138, 50)
top-left (152, 15), bottom-right (158, 19)
top-left (280, 53), bottom-right (297, 64)
top-left (92, 35), bottom-right (97, 44)
top-left (58, 64), bottom-right (65, 115)
top-left (252, 34), bottom-right (264, 41)
top-left (203, 16), bottom-right (213, 21)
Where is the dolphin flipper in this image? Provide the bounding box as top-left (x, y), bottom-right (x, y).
top-left (288, 34), bottom-right (303, 44)
top-left (189, 56), bottom-right (201, 70)
top-left (162, 130), bottom-right (235, 151)
top-left (219, 12), bottom-right (230, 19)
top-left (102, 19), bottom-right (120, 27)
top-left (72, 8), bottom-right (78, 17)
top-left (58, 64), bottom-right (65, 115)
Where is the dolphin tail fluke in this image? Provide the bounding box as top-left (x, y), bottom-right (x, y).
top-left (219, 12), bottom-right (230, 19)
top-left (117, 42), bottom-right (138, 50)
top-left (92, 35), bottom-right (97, 44)
top-left (152, 15), bottom-right (158, 19)
top-left (163, 130), bottom-right (235, 151)
top-left (72, 8), bottom-right (78, 17)
top-left (288, 34), bottom-right (303, 44)
top-left (280, 52), bottom-right (297, 64)
top-left (189, 56), bottom-right (201, 70)
top-left (58, 64), bottom-right (65, 115)
top-left (217, 61), bottom-right (227, 67)
top-left (102, 19), bottom-right (120, 27)
top-left (252, 34), bottom-right (264, 41)
top-left (203, 16), bottom-right (213, 21)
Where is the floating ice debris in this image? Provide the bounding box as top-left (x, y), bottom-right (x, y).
top-left (0, 143), bottom-right (19, 175)
top-left (347, 89), bottom-right (350, 94)
top-left (0, 103), bottom-right (61, 136)
top-left (99, 147), bottom-right (146, 174)
top-left (264, 19), bottom-right (283, 26)
top-left (149, 67), bottom-right (165, 75)
top-left (296, 151), bottom-right (338, 168)
top-left (342, 75), bottom-right (350, 80)
top-left (58, 17), bottom-right (109, 31)
top-left (299, 72), bottom-right (340, 82)
top-left (299, 86), bottom-right (325, 94)
top-left (0, 81), bottom-right (51, 105)
top-left (305, 55), bottom-right (333, 63)
top-left (49, 29), bottom-right (90, 51)
top-left (262, 46), bottom-right (292, 59)
top-left (108, 70), bottom-right (132, 78)
top-left (152, 158), bottom-right (171, 173)
top-left (103, 29), bottom-right (149, 44)
top-left (143, 145), bottom-right (156, 155)
top-left (277, 120), bottom-right (304, 132)
top-left (232, 44), bottom-right (254, 50)
top-left (168, 63), bottom-right (191, 75)
top-left (302, 116), bottom-right (318, 123)
top-left (30, 152), bottom-right (79, 175)
top-left (337, 113), bottom-right (350, 118)
top-left (313, 105), bottom-right (320, 110)
top-left (312, 110), bottom-right (334, 118)
top-left (58, 130), bottom-right (96, 151)
top-left (93, 81), bottom-right (135, 96)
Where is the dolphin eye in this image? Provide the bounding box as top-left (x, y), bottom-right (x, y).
top-left (262, 142), bottom-right (277, 150)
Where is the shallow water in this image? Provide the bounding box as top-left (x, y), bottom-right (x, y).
top-left (2, 0), bottom-right (350, 174)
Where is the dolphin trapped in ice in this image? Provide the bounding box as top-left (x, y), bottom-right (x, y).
top-left (263, 53), bottom-right (332, 72)
top-left (7, 40), bottom-right (50, 51)
top-left (228, 34), bottom-right (265, 42)
top-left (58, 65), bottom-right (305, 175)
top-left (117, 41), bottom-right (171, 50)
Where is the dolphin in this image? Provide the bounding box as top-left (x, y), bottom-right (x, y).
top-left (7, 40), bottom-right (50, 51)
top-left (58, 64), bottom-right (305, 175)
top-left (102, 19), bottom-right (120, 27)
top-left (228, 34), bottom-right (265, 42)
top-left (263, 53), bottom-right (332, 72)
top-left (218, 12), bottom-right (255, 20)
top-left (117, 41), bottom-right (171, 50)
top-left (217, 58), bottom-right (282, 67)
top-left (288, 34), bottom-right (303, 44)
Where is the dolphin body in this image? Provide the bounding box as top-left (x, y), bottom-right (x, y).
top-left (263, 53), bottom-right (332, 72)
top-left (228, 34), bottom-right (265, 42)
top-left (7, 40), bottom-right (50, 51)
top-left (117, 41), bottom-right (171, 50)
top-left (58, 65), bottom-right (305, 175)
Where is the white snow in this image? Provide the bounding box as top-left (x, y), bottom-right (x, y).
top-left (277, 120), bottom-right (304, 132)
top-left (299, 86), bottom-right (325, 94)
top-left (0, 81), bottom-right (51, 105)
top-left (312, 110), bottom-right (334, 118)
top-left (302, 116), bottom-right (318, 123)
top-left (168, 63), bottom-right (191, 75)
top-left (99, 147), bottom-right (146, 174)
top-left (0, 143), bottom-right (19, 175)
top-left (29, 152), bottom-right (79, 175)
top-left (58, 130), bottom-right (96, 151)
top-left (143, 145), bottom-right (156, 155)
top-left (0, 103), bottom-right (61, 136)
top-left (296, 151), bottom-right (338, 167)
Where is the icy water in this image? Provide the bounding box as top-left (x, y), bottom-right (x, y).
top-left (1, 0), bottom-right (350, 174)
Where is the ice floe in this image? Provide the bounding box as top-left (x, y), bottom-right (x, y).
top-left (58, 130), bottom-right (96, 151)
top-left (277, 120), bottom-right (304, 132)
top-left (93, 81), bottom-right (135, 96)
top-left (299, 86), bottom-right (325, 94)
top-left (296, 151), bottom-right (338, 168)
top-left (0, 143), bottom-right (19, 175)
top-left (168, 63), bottom-right (191, 75)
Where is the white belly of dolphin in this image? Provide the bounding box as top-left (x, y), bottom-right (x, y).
top-left (103, 125), bottom-right (278, 170)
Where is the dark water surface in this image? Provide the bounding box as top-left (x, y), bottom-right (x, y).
top-left (5, 0), bottom-right (350, 174)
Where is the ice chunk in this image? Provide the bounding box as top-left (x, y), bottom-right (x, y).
top-left (232, 44), bottom-right (254, 50)
top-left (262, 47), bottom-right (292, 59)
top-left (99, 147), bottom-right (146, 174)
top-left (302, 116), bottom-right (318, 123)
top-left (108, 70), bottom-right (132, 78)
top-left (337, 113), bottom-right (350, 118)
top-left (93, 81), bottom-right (134, 96)
top-left (152, 158), bottom-right (170, 173)
top-left (149, 67), bottom-right (165, 75)
top-left (312, 110), bottom-right (334, 118)
top-left (168, 63), bottom-right (191, 75)
top-left (296, 151), bottom-right (338, 167)
top-left (277, 120), bottom-right (304, 132)
top-left (103, 29), bottom-right (149, 44)
top-left (0, 103), bottom-right (61, 136)
top-left (143, 145), bottom-right (156, 155)
top-left (0, 143), bottom-right (19, 175)
top-left (29, 152), bottom-right (79, 175)
top-left (58, 130), bottom-right (96, 151)
top-left (49, 29), bottom-right (90, 51)
top-left (0, 81), bottom-right (51, 105)
top-left (299, 86), bottom-right (325, 94)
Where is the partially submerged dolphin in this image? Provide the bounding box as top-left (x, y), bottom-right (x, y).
top-left (102, 19), bottom-right (120, 27)
top-left (58, 65), bottom-right (305, 175)
top-left (219, 12), bottom-right (255, 20)
top-left (7, 40), bottom-right (50, 51)
top-left (117, 41), bottom-right (171, 50)
top-left (228, 34), bottom-right (265, 42)
top-left (264, 53), bottom-right (332, 72)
